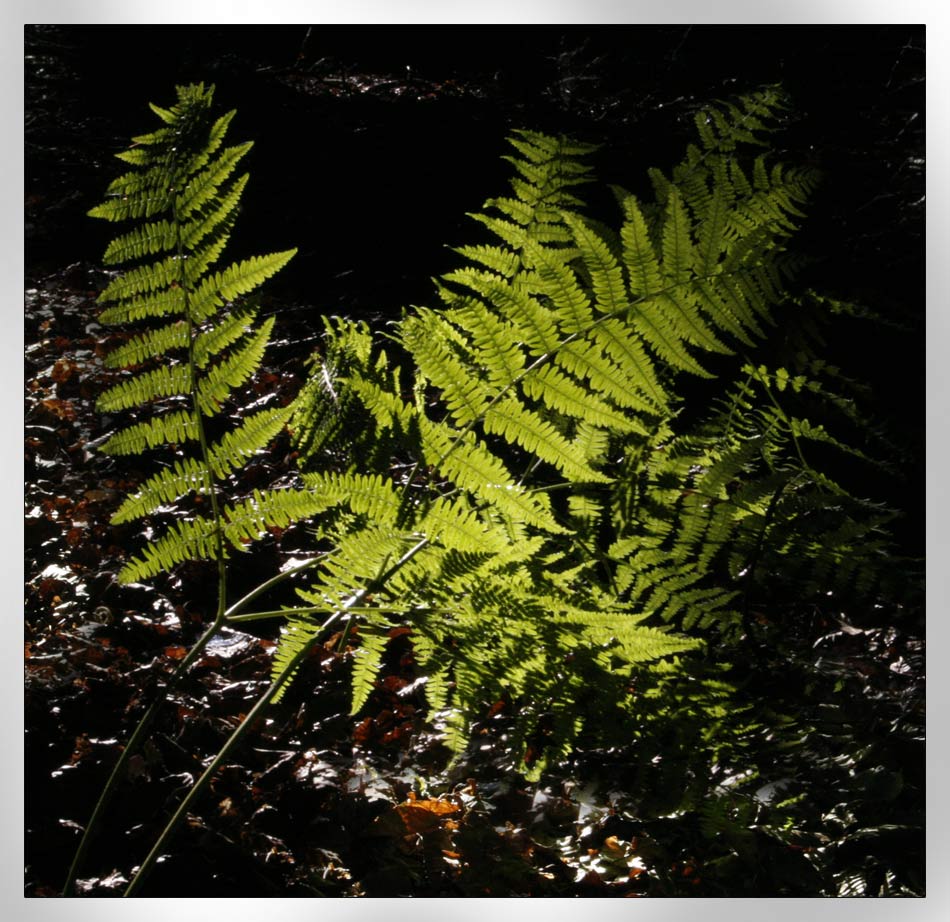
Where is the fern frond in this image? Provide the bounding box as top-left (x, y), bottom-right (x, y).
top-left (555, 611), bottom-right (701, 668)
top-left (195, 318), bottom-right (274, 414)
top-left (448, 297), bottom-right (527, 388)
top-left (483, 396), bottom-right (611, 483)
top-left (661, 186), bottom-right (695, 285)
top-left (555, 337), bottom-right (663, 413)
top-left (401, 311), bottom-right (496, 426)
top-left (451, 244), bottom-right (522, 278)
top-left (221, 488), bottom-right (341, 545)
top-left (207, 405), bottom-right (292, 478)
top-left (298, 471), bottom-right (401, 527)
top-left (99, 409), bottom-right (200, 456)
top-left (111, 457), bottom-right (210, 524)
top-left (619, 193), bottom-right (664, 298)
top-left (117, 515), bottom-right (220, 584)
top-left (102, 320), bottom-right (189, 369)
top-left (415, 414), bottom-right (566, 532)
top-left (92, 82), bottom-right (295, 598)
top-left (175, 142), bottom-right (253, 218)
top-left (193, 307), bottom-right (259, 368)
top-left (102, 218), bottom-right (178, 265)
top-left (96, 364), bottom-right (192, 412)
top-left (349, 627), bottom-right (391, 714)
top-left (97, 288), bottom-right (186, 325)
top-left (189, 251), bottom-right (297, 320)
top-left (521, 363), bottom-right (642, 433)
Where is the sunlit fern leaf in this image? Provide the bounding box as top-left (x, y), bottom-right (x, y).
top-left (206, 405), bottom-right (293, 478)
top-left (195, 319), bottom-right (275, 415)
top-left (661, 186), bottom-right (695, 286)
top-left (102, 320), bottom-right (190, 369)
top-left (350, 627), bottom-right (392, 715)
top-left (117, 516), bottom-right (221, 584)
top-left (97, 364), bottom-right (192, 413)
top-left (447, 297), bottom-right (527, 388)
top-left (450, 243), bottom-right (523, 278)
top-left (189, 252), bottom-right (296, 321)
top-left (111, 457), bottom-right (211, 523)
top-left (619, 193), bottom-right (664, 298)
top-left (99, 409), bottom-right (199, 456)
top-left (92, 83), bottom-right (297, 593)
top-left (97, 288), bottom-right (186, 325)
top-left (193, 306), bottom-right (260, 368)
top-left (521, 363), bottom-right (643, 434)
top-left (483, 396), bottom-right (612, 483)
top-left (413, 414), bottom-right (567, 533)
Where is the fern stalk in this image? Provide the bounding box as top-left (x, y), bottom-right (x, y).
top-left (123, 537), bottom-right (429, 896)
top-left (66, 83), bottom-right (301, 894)
top-left (175, 190), bottom-right (229, 627)
top-left (62, 551), bottom-right (329, 895)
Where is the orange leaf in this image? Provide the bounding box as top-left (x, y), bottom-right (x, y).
top-left (395, 797), bottom-right (460, 835)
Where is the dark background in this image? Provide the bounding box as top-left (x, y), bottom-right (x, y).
top-left (25, 23), bottom-right (926, 547)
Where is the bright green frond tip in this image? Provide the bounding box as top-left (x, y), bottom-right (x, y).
top-left (92, 83), bottom-right (297, 584)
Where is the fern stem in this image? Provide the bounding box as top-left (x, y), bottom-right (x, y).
top-left (63, 554), bottom-right (330, 894)
top-left (123, 621), bottom-right (332, 896)
top-left (173, 194), bottom-right (230, 623)
top-left (122, 537), bottom-right (429, 896)
top-left (228, 604), bottom-right (453, 623)
top-left (223, 554), bottom-right (329, 620)
top-left (62, 610), bottom-right (227, 895)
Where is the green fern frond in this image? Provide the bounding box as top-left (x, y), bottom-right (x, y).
top-left (220, 488), bottom-right (340, 545)
top-left (298, 471), bottom-right (401, 527)
top-left (415, 415), bottom-right (566, 533)
top-left (175, 142), bottom-right (253, 218)
top-left (97, 288), bottom-right (186, 325)
top-left (207, 405), bottom-right (292, 478)
top-left (401, 312), bottom-right (496, 426)
top-left (619, 193), bottom-right (664, 298)
top-left (451, 244), bottom-right (522, 278)
top-left (483, 396), bottom-right (611, 483)
top-left (102, 320), bottom-right (189, 369)
top-left (102, 218), bottom-right (179, 265)
top-left (193, 306), bottom-right (259, 368)
top-left (448, 297), bottom-right (527, 388)
top-left (117, 515), bottom-right (221, 584)
top-left (521, 363), bottom-right (642, 433)
top-left (91, 82), bottom-right (295, 596)
top-left (661, 186), bottom-right (695, 285)
top-left (96, 364), bottom-right (192, 412)
top-left (195, 319), bottom-right (274, 414)
top-left (350, 628), bottom-right (392, 714)
top-left (99, 409), bottom-right (200, 455)
top-left (189, 251), bottom-right (297, 321)
top-left (555, 611), bottom-right (701, 667)
top-left (111, 457), bottom-right (210, 524)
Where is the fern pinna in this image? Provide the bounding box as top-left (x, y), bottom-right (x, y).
top-left (285, 87), bottom-right (897, 777)
top-left (91, 83), bottom-right (297, 590)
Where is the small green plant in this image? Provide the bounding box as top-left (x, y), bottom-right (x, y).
top-left (69, 83), bottom-right (904, 896)
top-left (64, 82), bottom-right (318, 895)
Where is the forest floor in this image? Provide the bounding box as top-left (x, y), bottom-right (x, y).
top-left (23, 262), bottom-right (685, 898)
